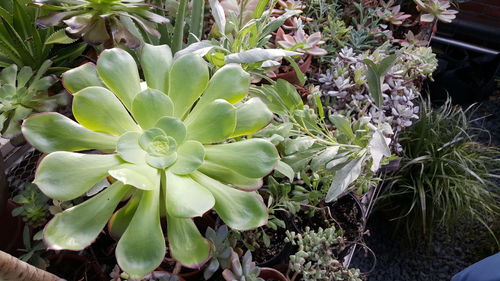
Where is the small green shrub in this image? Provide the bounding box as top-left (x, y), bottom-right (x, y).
top-left (379, 98), bottom-right (500, 243)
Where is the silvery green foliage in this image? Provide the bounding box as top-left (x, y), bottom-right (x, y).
top-left (318, 45), bottom-right (437, 150)
top-left (204, 225), bottom-right (233, 280)
top-left (222, 250), bottom-right (264, 281)
top-left (286, 227), bottom-right (362, 281)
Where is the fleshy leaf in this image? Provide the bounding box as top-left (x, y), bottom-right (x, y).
top-left (171, 140), bottom-right (205, 175)
top-left (164, 171), bottom-right (214, 218)
top-left (34, 152), bottom-right (123, 200)
top-left (131, 89), bottom-right (174, 129)
top-left (198, 161), bottom-right (263, 190)
top-left (168, 54), bottom-right (209, 118)
top-left (167, 214), bottom-right (211, 268)
top-left (97, 48), bottom-right (142, 110)
top-left (195, 64), bottom-right (250, 108)
top-left (191, 171), bottom-right (268, 230)
top-left (73, 87), bottom-right (140, 135)
top-left (22, 113), bottom-right (118, 153)
top-left (116, 188), bottom-right (165, 279)
top-left (117, 132), bottom-right (146, 164)
top-left (140, 44), bottom-right (172, 94)
top-left (109, 163), bottom-right (160, 190)
top-left (109, 194), bottom-right (141, 240)
top-left (44, 182), bottom-right (129, 250)
top-left (231, 97), bottom-right (273, 137)
top-left (155, 117), bottom-right (186, 144)
top-left (185, 99), bottom-right (236, 144)
top-left (62, 63), bottom-right (105, 94)
top-left (204, 139), bottom-right (279, 178)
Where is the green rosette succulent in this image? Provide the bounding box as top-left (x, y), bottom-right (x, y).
top-left (31, 0), bottom-right (170, 48)
top-left (22, 44), bottom-right (278, 278)
top-left (0, 60), bottom-right (65, 138)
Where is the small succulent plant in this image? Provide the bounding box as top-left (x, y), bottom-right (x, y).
top-left (222, 250), bottom-right (264, 281)
top-left (0, 60), bottom-right (66, 138)
top-left (22, 44), bottom-right (279, 278)
top-left (286, 227), bottom-right (362, 281)
top-left (11, 184), bottom-right (50, 227)
top-left (377, 0), bottom-right (411, 26)
top-left (413, 0), bottom-right (458, 23)
top-left (204, 225), bottom-right (233, 280)
top-left (276, 26), bottom-right (327, 56)
top-left (31, 0), bottom-right (170, 48)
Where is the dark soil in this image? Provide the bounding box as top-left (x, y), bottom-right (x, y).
top-left (329, 195), bottom-right (364, 243)
top-left (253, 227), bottom-right (288, 265)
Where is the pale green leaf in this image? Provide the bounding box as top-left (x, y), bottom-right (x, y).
top-left (140, 44), bottom-right (172, 94)
top-left (185, 99), bottom-right (236, 144)
top-left (198, 161), bottom-right (263, 190)
top-left (164, 171), bottom-right (215, 218)
top-left (167, 214), bottom-right (211, 268)
top-left (108, 194), bottom-right (140, 240)
top-left (117, 132), bottom-right (146, 164)
top-left (116, 188), bottom-right (165, 279)
top-left (97, 48), bottom-right (141, 110)
top-left (195, 64), bottom-right (250, 109)
top-left (108, 163), bottom-right (160, 190)
top-left (34, 152), bottom-right (123, 200)
top-left (22, 113), bottom-right (118, 153)
top-left (154, 116), bottom-right (186, 144)
top-left (275, 160), bottom-right (294, 182)
top-left (325, 156), bottom-right (365, 202)
top-left (168, 54), bottom-right (209, 118)
top-left (45, 29), bottom-right (78, 44)
top-left (191, 171), bottom-right (268, 230)
top-left (62, 63), bottom-right (105, 94)
top-left (131, 88), bottom-right (174, 130)
top-left (204, 139), bottom-right (278, 178)
top-left (44, 182), bottom-right (129, 250)
top-left (231, 97), bottom-right (273, 137)
top-left (171, 140), bottom-right (205, 175)
top-left (73, 86), bottom-right (140, 136)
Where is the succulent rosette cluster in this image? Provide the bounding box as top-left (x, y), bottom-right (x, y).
top-left (318, 46), bottom-right (438, 147)
top-left (22, 45), bottom-right (278, 278)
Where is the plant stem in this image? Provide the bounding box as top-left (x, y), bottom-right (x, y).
top-left (0, 250), bottom-right (61, 281)
top-left (188, 0), bottom-right (205, 44)
top-left (172, 0), bottom-right (188, 54)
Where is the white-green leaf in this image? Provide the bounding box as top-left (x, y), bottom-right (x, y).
top-left (171, 140), bottom-right (205, 175)
top-left (325, 156), bottom-right (365, 202)
top-left (97, 48), bottom-right (142, 110)
top-left (44, 182), bottom-right (129, 250)
top-left (108, 163), bottom-right (160, 190)
top-left (231, 97), bottom-right (273, 137)
top-left (140, 44), bottom-right (172, 94)
top-left (164, 171), bottom-right (214, 218)
top-left (275, 160), bottom-right (294, 182)
top-left (22, 113), bottom-right (118, 153)
top-left (191, 171), bottom-right (268, 230)
top-left (116, 188), bottom-right (165, 279)
top-left (167, 214), bottom-right (211, 268)
top-left (62, 63), bottom-right (105, 94)
top-left (168, 54), bottom-right (209, 118)
top-left (34, 152), bottom-right (123, 200)
top-left (116, 132), bottom-right (146, 164)
top-left (185, 99), bottom-right (236, 144)
top-left (204, 139), bottom-right (279, 178)
top-left (225, 49), bottom-right (300, 64)
top-left (73, 86), bottom-right (140, 135)
top-left (131, 88), bottom-right (174, 130)
top-left (45, 29), bottom-right (78, 45)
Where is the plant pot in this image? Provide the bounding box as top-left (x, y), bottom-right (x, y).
top-left (254, 212), bottom-right (295, 268)
top-left (0, 200), bottom-right (24, 255)
top-left (259, 267), bottom-right (289, 281)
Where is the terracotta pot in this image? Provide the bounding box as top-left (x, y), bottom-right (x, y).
top-left (0, 200), bottom-right (25, 255)
top-left (259, 267), bottom-right (290, 281)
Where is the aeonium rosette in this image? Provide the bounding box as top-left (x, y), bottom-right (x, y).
top-left (22, 44), bottom-right (279, 278)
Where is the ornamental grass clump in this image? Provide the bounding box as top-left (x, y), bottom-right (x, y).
top-left (379, 98), bottom-right (500, 242)
top-left (22, 44), bottom-right (279, 278)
